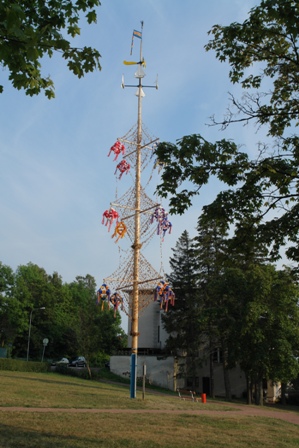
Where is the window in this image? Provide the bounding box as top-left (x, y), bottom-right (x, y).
top-left (212, 348), bottom-right (223, 363)
top-left (186, 377), bottom-right (200, 388)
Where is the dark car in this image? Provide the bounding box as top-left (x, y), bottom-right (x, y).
top-left (285, 388), bottom-right (299, 405)
top-left (69, 356), bottom-right (87, 367)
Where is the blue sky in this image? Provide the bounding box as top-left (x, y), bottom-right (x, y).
top-left (0, 1), bottom-right (262, 328)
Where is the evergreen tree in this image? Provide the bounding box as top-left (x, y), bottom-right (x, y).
top-left (162, 230), bottom-right (201, 389)
top-left (193, 214), bottom-right (229, 398)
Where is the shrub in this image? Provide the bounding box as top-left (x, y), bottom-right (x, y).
top-left (0, 359), bottom-right (50, 373)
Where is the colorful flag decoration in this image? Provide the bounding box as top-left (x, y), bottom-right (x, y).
top-left (133, 30), bottom-right (142, 39)
top-left (130, 29), bottom-right (142, 55)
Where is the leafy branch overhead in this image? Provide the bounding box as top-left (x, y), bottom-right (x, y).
top-left (155, 0), bottom-right (299, 263)
top-left (205, 0), bottom-right (299, 137)
top-left (0, 1), bottom-right (102, 98)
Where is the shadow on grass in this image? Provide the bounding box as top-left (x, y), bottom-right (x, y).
top-left (0, 370), bottom-right (122, 388)
top-left (0, 423), bottom-right (106, 448)
top-left (0, 422), bottom-right (150, 448)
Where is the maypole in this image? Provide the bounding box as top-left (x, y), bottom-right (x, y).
top-left (102, 22), bottom-right (174, 400)
top-left (124, 21), bottom-right (158, 398)
top-left (130, 21), bottom-right (144, 399)
top-left (123, 21), bottom-right (161, 398)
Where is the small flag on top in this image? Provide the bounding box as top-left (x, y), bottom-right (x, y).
top-left (133, 30), bottom-right (142, 39)
top-left (130, 28), bottom-right (142, 55)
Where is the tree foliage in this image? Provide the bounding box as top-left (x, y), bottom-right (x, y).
top-left (163, 230), bottom-right (200, 350)
top-left (209, 264), bottom-right (299, 404)
top-left (193, 216), bottom-right (229, 398)
top-left (205, 0), bottom-right (299, 137)
top-left (0, 261), bottom-right (126, 362)
top-left (162, 230), bottom-right (202, 388)
top-left (165, 222), bottom-right (299, 402)
top-left (0, 262), bottom-right (25, 348)
top-left (0, 0), bottom-right (101, 98)
top-left (155, 0), bottom-right (299, 263)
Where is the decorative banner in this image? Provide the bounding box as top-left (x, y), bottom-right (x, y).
top-left (108, 141), bottom-right (126, 161)
top-left (130, 27), bottom-right (142, 55)
top-left (102, 208), bottom-right (119, 232)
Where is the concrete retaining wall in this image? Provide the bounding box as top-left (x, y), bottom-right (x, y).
top-left (110, 355), bottom-right (178, 390)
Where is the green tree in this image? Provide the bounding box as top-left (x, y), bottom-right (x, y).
top-left (0, 262), bottom-right (25, 351)
top-left (12, 263), bottom-right (48, 358)
top-left (162, 230), bottom-right (201, 390)
top-left (194, 214), bottom-right (229, 398)
top-left (260, 267), bottom-right (299, 404)
top-left (206, 266), bottom-right (249, 401)
top-left (67, 274), bottom-right (100, 373)
top-left (0, 261), bottom-right (127, 363)
top-left (94, 310), bottom-right (127, 356)
top-left (42, 271), bottom-right (76, 359)
top-left (205, 0), bottom-right (299, 137)
top-left (194, 211), bottom-right (299, 404)
top-left (155, 0), bottom-right (299, 263)
top-left (0, 0), bottom-right (101, 98)
top-left (235, 265), bottom-right (299, 405)
top-left (66, 275), bottom-right (127, 374)
top-left (207, 262), bottom-right (299, 405)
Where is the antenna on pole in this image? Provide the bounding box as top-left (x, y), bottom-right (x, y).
top-left (122, 21), bottom-right (158, 399)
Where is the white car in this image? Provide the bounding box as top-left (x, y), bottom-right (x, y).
top-left (51, 357), bottom-right (69, 366)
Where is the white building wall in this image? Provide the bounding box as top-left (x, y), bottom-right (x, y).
top-left (110, 355), bottom-right (177, 390)
top-left (110, 354), bottom-right (247, 397)
top-left (121, 294), bottom-right (247, 397)
top-left (127, 300), bottom-right (168, 350)
top-left (196, 357), bottom-right (247, 398)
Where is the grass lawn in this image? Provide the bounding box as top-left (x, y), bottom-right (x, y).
top-left (0, 371), bottom-right (298, 447)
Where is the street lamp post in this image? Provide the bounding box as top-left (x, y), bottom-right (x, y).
top-left (26, 307), bottom-right (45, 361)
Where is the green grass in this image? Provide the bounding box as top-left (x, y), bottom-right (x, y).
top-left (0, 371), bottom-right (298, 448)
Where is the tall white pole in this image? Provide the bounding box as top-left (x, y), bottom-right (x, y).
top-left (122, 22), bottom-right (157, 398)
top-left (130, 21), bottom-right (144, 399)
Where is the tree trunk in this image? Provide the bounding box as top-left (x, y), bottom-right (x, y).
top-left (191, 351), bottom-right (197, 391)
top-left (253, 379), bottom-right (263, 405)
top-left (281, 382), bottom-right (287, 405)
top-left (221, 341), bottom-right (231, 400)
top-left (258, 380), bottom-right (263, 406)
top-left (209, 339), bottom-right (215, 398)
top-left (254, 381), bottom-right (258, 404)
top-left (87, 362), bottom-right (92, 379)
top-left (246, 375), bottom-right (252, 404)
top-left (223, 366), bottom-right (231, 400)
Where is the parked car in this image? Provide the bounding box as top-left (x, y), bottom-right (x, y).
top-left (69, 356), bottom-right (87, 367)
top-left (51, 357), bottom-right (69, 366)
top-left (284, 387), bottom-right (299, 405)
top-left (275, 385), bottom-right (299, 404)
